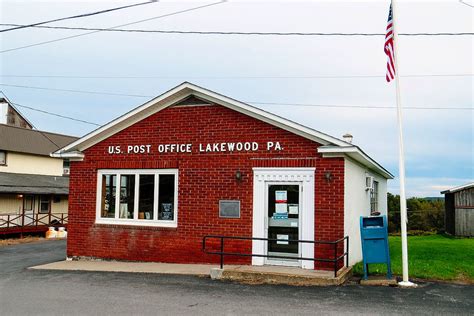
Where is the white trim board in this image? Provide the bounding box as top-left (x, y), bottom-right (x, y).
top-left (441, 182), bottom-right (474, 194)
top-left (252, 168), bottom-right (315, 270)
top-left (95, 168), bottom-right (178, 228)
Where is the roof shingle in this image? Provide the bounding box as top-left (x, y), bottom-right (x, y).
top-left (0, 172), bottom-right (69, 195)
top-left (0, 124), bottom-right (78, 156)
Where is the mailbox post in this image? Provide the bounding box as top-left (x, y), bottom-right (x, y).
top-left (360, 215), bottom-right (392, 280)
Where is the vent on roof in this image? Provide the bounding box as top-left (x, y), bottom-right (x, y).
top-left (173, 95), bottom-right (212, 107)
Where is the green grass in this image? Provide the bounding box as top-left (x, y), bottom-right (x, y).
top-left (353, 234), bottom-right (474, 282)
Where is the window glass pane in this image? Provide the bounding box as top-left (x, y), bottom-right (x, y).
top-left (139, 175), bottom-right (155, 220)
top-left (370, 181), bottom-right (379, 214)
top-left (40, 196), bottom-right (50, 213)
top-left (101, 174), bottom-right (116, 218)
top-left (267, 185), bottom-right (299, 255)
top-left (63, 159), bottom-right (70, 168)
top-left (158, 174), bottom-right (175, 220)
top-left (120, 175), bottom-right (135, 219)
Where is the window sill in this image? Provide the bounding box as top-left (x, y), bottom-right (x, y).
top-left (95, 218), bottom-right (177, 229)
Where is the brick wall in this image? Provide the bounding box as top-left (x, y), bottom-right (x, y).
top-left (67, 103), bottom-right (345, 268)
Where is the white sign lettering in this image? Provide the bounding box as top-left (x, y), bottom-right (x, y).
top-left (127, 145), bottom-right (151, 154)
top-left (107, 141), bottom-right (283, 155)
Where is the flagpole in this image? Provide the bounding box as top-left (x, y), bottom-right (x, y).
top-left (391, 0), bottom-right (416, 287)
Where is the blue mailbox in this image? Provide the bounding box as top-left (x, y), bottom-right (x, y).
top-left (360, 215), bottom-right (392, 280)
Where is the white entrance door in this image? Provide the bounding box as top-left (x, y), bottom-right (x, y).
top-left (265, 183), bottom-right (301, 266)
top-left (252, 168), bottom-right (315, 269)
top-left (23, 195), bottom-right (35, 225)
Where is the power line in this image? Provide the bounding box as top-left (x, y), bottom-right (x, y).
top-left (459, 0), bottom-right (474, 8)
top-left (1, 83), bottom-right (472, 111)
top-left (1, 23), bottom-right (472, 36)
top-left (0, 1), bottom-right (226, 54)
top-left (0, 83), bottom-right (152, 98)
top-left (0, 1), bottom-right (155, 33)
top-left (35, 128), bottom-right (61, 149)
top-left (249, 101), bottom-right (473, 110)
top-left (13, 103), bottom-right (101, 126)
top-left (0, 74), bottom-right (472, 79)
top-left (0, 92), bottom-right (61, 147)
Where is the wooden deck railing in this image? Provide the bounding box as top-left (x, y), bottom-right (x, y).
top-left (0, 212), bottom-right (68, 234)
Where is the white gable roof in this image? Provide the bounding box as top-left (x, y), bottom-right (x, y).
top-left (52, 82), bottom-right (393, 179)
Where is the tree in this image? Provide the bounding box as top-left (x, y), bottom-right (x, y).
top-left (387, 193), bottom-right (444, 233)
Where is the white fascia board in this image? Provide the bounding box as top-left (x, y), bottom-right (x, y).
top-left (318, 146), bottom-right (394, 179)
top-left (441, 182), bottom-right (474, 194)
top-left (53, 82), bottom-right (351, 155)
top-left (50, 151), bottom-right (84, 161)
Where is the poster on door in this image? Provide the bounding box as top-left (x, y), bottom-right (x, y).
top-left (275, 190), bottom-right (287, 203)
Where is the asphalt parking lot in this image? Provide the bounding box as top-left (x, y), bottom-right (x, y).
top-left (0, 240), bottom-right (472, 315)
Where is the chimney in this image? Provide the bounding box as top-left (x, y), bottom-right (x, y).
top-left (343, 133), bottom-right (353, 144)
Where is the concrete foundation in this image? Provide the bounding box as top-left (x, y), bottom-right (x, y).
top-left (360, 276), bottom-right (398, 286)
top-left (215, 266), bottom-right (352, 286)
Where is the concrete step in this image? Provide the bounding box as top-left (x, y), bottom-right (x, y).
top-left (211, 265), bottom-right (352, 286)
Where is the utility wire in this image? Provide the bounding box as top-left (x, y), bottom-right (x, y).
top-left (1, 23), bottom-right (472, 36)
top-left (0, 1), bottom-right (226, 54)
top-left (459, 0), bottom-right (474, 8)
top-left (13, 103), bottom-right (101, 126)
top-left (0, 74), bottom-right (472, 79)
top-left (249, 101), bottom-right (473, 110)
top-left (0, 92), bottom-right (60, 147)
top-left (2, 83), bottom-right (472, 111)
top-left (32, 126), bottom-right (61, 149)
top-left (0, 1), bottom-right (155, 33)
top-left (0, 83), bottom-right (152, 98)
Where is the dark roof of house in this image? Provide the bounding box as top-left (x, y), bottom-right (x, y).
top-left (0, 172), bottom-right (69, 195)
top-left (0, 124), bottom-right (78, 157)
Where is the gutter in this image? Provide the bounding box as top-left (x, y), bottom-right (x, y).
top-left (50, 150), bottom-right (84, 161)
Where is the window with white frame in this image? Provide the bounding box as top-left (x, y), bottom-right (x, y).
top-left (97, 169), bottom-right (178, 227)
top-left (39, 195), bottom-right (51, 213)
top-left (370, 180), bottom-right (379, 214)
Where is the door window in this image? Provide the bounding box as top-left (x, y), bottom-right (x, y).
top-left (267, 184), bottom-right (300, 256)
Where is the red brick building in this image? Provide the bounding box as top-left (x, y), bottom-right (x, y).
top-left (52, 82), bottom-right (392, 270)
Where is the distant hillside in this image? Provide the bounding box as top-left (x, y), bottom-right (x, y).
top-left (422, 197), bottom-right (444, 202)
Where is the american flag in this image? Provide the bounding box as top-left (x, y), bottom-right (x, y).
top-left (385, 4), bottom-right (396, 82)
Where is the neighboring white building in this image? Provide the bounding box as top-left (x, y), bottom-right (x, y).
top-left (0, 97), bottom-right (77, 230)
top-left (0, 124), bottom-right (77, 217)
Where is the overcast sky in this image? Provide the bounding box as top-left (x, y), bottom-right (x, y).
top-left (0, 0), bottom-right (472, 197)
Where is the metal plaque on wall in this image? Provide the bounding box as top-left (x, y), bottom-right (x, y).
top-left (219, 200), bottom-right (241, 218)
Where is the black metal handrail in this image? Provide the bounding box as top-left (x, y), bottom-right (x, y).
top-left (203, 235), bottom-right (349, 277)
